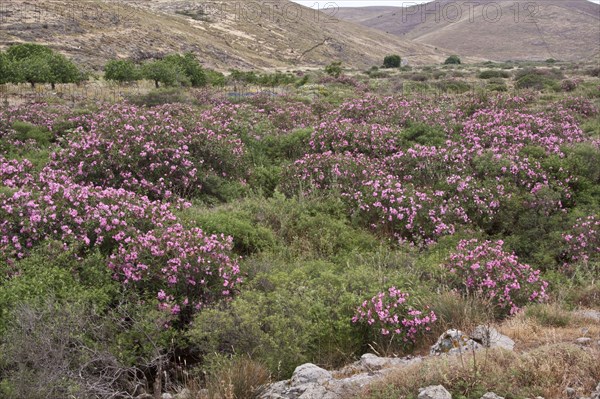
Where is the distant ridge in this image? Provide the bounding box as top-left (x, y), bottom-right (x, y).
top-left (335, 0), bottom-right (600, 62)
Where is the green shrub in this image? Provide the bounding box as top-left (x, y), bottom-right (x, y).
top-left (239, 196), bottom-right (379, 260)
top-left (11, 121), bottom-right (52, 146)
top-left (189, 252), bottom-right (415, 378)
top-left (163, 52), bottom-right (207, 87)
top-left (434, 79), bottom-right (471, 93)
top-left (178, 207), bottom-right (278, 255)
top-left (205, 69), bottom-right (226, 86)
top-left (444, 55), bottom-right (461, 65)
top-left (515, 74), bottom-right (558, 90)
top-left (325, 61), bottom-right (343, 78)
top-left (478, 70), bottom-right (510, 79)
top-left (383, 55), bottom-right (401, 69)
top-left (126, 87), bottom-right (190, 106)
top-left (0, 245), bottom-right (118, 335)
top-left (514, 68), bottom-right (563, 91)
top-left (401, 122), bottom-right (446, 147)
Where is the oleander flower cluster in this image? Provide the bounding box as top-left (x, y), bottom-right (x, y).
top-left (563, 215), bottom-right (600, 265)
top-left (108, 223), bottom-right (240, 317)
top-left (445, 239), bottom-right (548, 315)
top-left (52, 103), bottom-right (247, 200)
top-left (285, 95), bottom-right (584, 244)
top-left (352, 286), bottom-right (437, 342)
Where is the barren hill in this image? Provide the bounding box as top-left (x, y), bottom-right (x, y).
top-left (0, 0), bottom-right (453, 70)
top-left (336, 0), bottom-right (600, 62)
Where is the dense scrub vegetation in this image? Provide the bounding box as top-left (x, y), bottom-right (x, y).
top-left (0, 59), bottom-right (599, 398)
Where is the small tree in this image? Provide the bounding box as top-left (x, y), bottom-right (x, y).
top-left (13, 56), bottom-right (53, 88)
top-left (325, 61), bottom-right (342, 78)
top-left (205, 69), bottom-right (225, 87)
top-left (0, 52), bottom-right (9, 84)
top-left (46, 53), bottom-right (82, 89)
top-left (444, 55), bottom-right (461, 65)
top-left (164, 53), bottom-right (207, 87)
top-left (141, 60), bottom-right (180, 88)
top-left (383, 54), bottom-right (401, 68)
top-left (6, 43), bottom-right (53, 61)
top-left (104, 60), bottom-right (140, 84)
top-left (5, 44), bottom-right (84, 88)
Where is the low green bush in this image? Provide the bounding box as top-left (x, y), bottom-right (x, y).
top-left (189, 252), bottom-right (417, 378)
top-left (126, 88), bottom-right (190, 106)
top-left (478, 70), bottom-right (510, 79)
top-left (11, 121), bottom-right (52, 146)
top-left (179, 207), bottom-right (278, 256)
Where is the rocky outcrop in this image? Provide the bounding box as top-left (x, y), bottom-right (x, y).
top-left (259, 355), bottom-right (422, 399)
top-left (471, 325), bottom-right (515, 351)
top-left (430, 326), bottom-right (515, 355)
top-left (418, 385), bottom-right (452, 399)
top-left (261, 326), bottom-right (516, 399)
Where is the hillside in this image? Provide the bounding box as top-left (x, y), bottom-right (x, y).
top-left (0, 0), bottom-right (453, 70)
top-left (336, 0), bottom-right (600, 62)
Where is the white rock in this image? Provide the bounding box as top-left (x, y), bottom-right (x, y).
top-left (471, 325), bottom-right (515, 351)
top-left (360, 353), bottom-right (389, 370)
top-left (291, 363), bottom-right (332, 386)
top-left (430, 329), bottom-right (481, 355)
top-left (418, 385), bottom-right (452, 399)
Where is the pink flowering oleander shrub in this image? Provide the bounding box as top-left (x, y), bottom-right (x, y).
top-left (0, 169), bottom-right (178, 262)
top-left (352, 287), bottom-right (437, 343)
top-left (445, 239), bottom-right (549, 315)
top-left (52, 103), bottom-right (247, 200)
top-left (563, 215), bottom-right (600, 266)
top-left (353, 176), bottom-right (468, 244)
top-left (281, 151), bottom-right (378, 196)
top-left (108, 223), bottom-right (241, 321)
top-left (461, 107), bottom-right (585, 156)
top-left (0, 103), bottom-right (71, 135)
top-left (0, 156), bottom-right (34, 188)
top-left (555, 97), bottom-right (599, 118)
top-left (330, 95), bottom-right (455, 130)
top-left (309, 120), bottom-right (401, 158)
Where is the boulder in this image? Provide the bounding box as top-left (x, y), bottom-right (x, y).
top-left (418, 385), bottom-right (452, 399)
top-left (358, 353), bottom-right (420, 371)
top-left (291, 363), bottom-right (332, 386)
top-left (471, 325), bottom-right (515, 351)
top-left (430, 329), bottom-right (482, 355)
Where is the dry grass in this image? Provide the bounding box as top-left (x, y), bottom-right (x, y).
top-left (205, 357), bottom-right (271, 399)
top-left (361, 343), bottom-right (600, 399)
top-left (360, 305), bottom-right (600, 399)
top-left (500, 307), bottom-right (600, 351)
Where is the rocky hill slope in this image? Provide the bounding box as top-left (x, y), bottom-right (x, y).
top-left (0, 0), bottom-right (453, 70)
